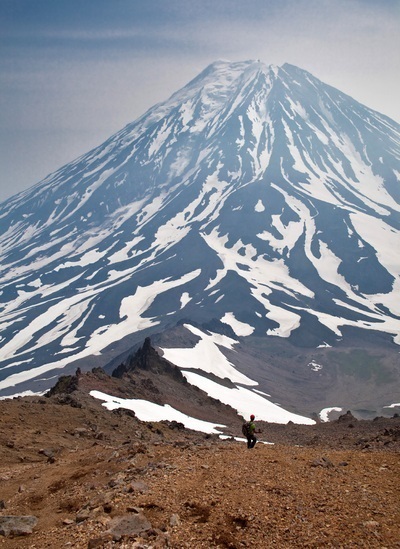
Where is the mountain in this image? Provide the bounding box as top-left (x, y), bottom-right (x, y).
top-left (0, 60), bottom-right (399, 418)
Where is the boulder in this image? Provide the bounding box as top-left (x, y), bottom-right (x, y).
top-left (107, 513), bottom-right (152, 540)
top-left (0, 515), bottom-right (38, 537)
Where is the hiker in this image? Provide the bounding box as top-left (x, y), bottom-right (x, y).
top-left (242, 414), bottom-right (257, 449)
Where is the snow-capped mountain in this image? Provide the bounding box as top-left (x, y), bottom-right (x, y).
top-left (1, 60), bottom-right (399, 403)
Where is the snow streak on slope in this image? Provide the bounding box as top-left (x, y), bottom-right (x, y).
top-left (0, 59), bottom-right (400, 397)
top-left (0, 271), bottom-right (201, 391)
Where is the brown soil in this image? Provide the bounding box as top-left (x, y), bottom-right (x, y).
top-left (0, 371), bottom-right (399, 548)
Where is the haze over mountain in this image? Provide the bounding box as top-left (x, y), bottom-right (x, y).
top-left (0, 60), bottom-right (399, 418)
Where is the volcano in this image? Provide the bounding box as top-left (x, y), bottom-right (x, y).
top-left (0, 60), bottom-right (399, 415)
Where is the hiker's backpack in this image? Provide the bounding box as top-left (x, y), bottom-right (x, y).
top-left (242, 421), bottom-right (251, 437)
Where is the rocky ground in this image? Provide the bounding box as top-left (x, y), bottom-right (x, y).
top-left (0, 370), bottom-right (399, 548)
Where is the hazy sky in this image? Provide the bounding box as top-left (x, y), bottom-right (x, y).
top-left (1, 0), bottom-right (399, 203)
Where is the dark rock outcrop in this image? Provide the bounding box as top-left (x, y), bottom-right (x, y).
top-left (112, 337), bottom-right (186, 384)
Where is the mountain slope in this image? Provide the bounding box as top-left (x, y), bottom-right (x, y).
top-left (0, 60), bottom-right (399, 404)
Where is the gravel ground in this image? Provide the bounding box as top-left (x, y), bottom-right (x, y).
top-left (0, 393), bottom-right (399, 548)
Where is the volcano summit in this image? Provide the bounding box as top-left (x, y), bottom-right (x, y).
top-left (0, 60), bottom-right (399, 416)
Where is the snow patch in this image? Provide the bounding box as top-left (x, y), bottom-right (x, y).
top-left (180, 292), bottom-right (191, 309)
top-left (0, 390), bottom-right (46, 400)
top-left (254, 199), bottom-right (265, 212)
top-left (309, 360), bottom-right (323, 372)
top-left (161, 324), bottom-right (254, 386)
top-left (319, 407), bottom-right (343, 422)
top-left (182, 371), bottom-right (315, 425)
top-left (221, 312), bottom-right (254, 337)
top-left (90, 390), bottom-right (225, 434)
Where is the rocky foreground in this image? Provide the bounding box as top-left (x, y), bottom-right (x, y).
top-left (0, 373), bottom-right (399, 548)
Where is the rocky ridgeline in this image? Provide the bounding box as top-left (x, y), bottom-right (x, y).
top-left (0, 364), bottom-right (399, 547)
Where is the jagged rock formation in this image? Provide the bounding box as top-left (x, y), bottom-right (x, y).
top-left (112, 337), bottom-right (186, 383)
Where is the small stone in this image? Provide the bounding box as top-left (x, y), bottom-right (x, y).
top-left (169, 513), bottom-right (181, 527)
top-left (311, 457), bottom-right (334, 468)
top-left (74, 428), bottom-right (89, 437)
top-left (76, 509), bottom-right (91, 523)
top-left (87, 534), bottom-right (113, 548)
top-left (39, 448), bottom-right (55, 458)
top-left (108, 478), bottom-right (123, 488)
top-left (127, 481), bottom-right (149, 494)
top-left (363, 520), bottom-right (380, 530)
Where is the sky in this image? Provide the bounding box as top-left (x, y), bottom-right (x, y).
top-left (1, 0), bottom-right (399, 203)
